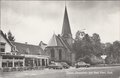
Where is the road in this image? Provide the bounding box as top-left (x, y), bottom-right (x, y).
top-left (0, 66), bottom-right (120, 78)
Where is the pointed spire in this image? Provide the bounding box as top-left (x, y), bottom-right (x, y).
top-left (61, 6), bottom-right (72, 37)
top-left (65, 0), bottom-right (66, 7)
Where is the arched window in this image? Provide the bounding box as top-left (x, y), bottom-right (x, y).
top-left (59, 49), bottom-right (62, 60)
top-left (51, 48), bottom-right (55, 58)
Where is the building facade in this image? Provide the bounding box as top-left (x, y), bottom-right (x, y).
top-left (12, 41), bottom-right (49, 67)
top-left (0, 30), bottom-right (13, 54)
top-left (0, 30), bottom-right (24, 69)
top-left (0, 30), bottom-right (49, 70)
top-left (45, 6), bottom-right (75, 65)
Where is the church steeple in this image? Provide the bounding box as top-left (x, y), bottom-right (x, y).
top-left (61, 6), bottom-right (72, 38)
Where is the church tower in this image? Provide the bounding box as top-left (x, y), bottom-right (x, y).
top-left (45, 5), bottom-right (75, 65)
top-left (61, 6), bottom-right (73, 46)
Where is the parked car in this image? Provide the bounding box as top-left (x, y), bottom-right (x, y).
top-left (60, 62), bottom-right (70, 69)
top-left (75, 61), bottom-right (90, 68)
top-left (48, 62), bottom-right (63, 69)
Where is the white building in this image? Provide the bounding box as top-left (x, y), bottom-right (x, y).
top-left (0, 30), bottom-right (49, 70)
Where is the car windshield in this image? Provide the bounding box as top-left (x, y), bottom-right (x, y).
top-left (78, 62), bottom-right (86, 64)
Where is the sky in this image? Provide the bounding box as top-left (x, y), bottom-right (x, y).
top-left (1, 1), bottom-right (120, 45)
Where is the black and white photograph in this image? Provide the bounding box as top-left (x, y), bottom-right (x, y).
top-left (0, 0), bottom-right (120, 78)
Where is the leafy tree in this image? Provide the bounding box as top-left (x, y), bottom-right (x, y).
top-left (73, 30), bottom-right (120, 64)
top-left (92, 33), bottom-right (100, 43)
top-left (105, 41), bottom-right (120, 64)
top-left (7, 31), bottom-right (15, 41)
top-left (73, 31), bottom-right (94, 60)
top-left (73, 31), bottom-right (86, 59)
top-left (112, 41), bottom-right (120, 63)
top-left (83, 34), bottom-right (91, 43)
top-left (113, 41), bottom-right (120, 56)
top-left (75, 30), bottom-right (85, 41)
top-left (91, 33), bottom-right (103, 56)
top-left (82, 34), bottom-right (93, 55)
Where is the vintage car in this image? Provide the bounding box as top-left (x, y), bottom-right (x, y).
top-left (75, 61), bottom-right (90, 68)
top-left (48, 62), bottom-right (63, 69)
top-left (60, 62), bottom-right (70, 69)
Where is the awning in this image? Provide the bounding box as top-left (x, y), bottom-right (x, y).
top-left (1, 54), bottom-right (25, 58)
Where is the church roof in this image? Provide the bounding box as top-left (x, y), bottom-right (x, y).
top-left (47, 6), bottom-right (73, 51)
top-left (47, 34), bottom-right (72, 51)
top-left (47, 34), bottom-right (64, 47)
top-left (61, 6), bottom-right (72, 37)
top-left (11, 42), bottom-right (44, 55)
top-left (58, 36), bottom-right (72, 51)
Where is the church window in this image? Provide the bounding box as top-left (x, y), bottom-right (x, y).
top-left (51, 48), bottom-right (55, 58)
top-left (59, 49), bottom-right (62, 60)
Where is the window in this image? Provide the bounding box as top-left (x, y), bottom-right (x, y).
top-left (0, 48), bottom-right (5, 52)
top-left (2, 56), bottom-right (7, 59)
top-left (51, 48), bottom-right (55, 58)
top-left (0, 42), bottom-right (5, 52)
top-left (59, 49), bottom-right (62, 60)
top-left (35, 59), bottom-right (38, 66)
top-left (38, 59), bottom-right (41, 66)
top-left (19, 62), bottom-right (23, 67)
top-left (8, 62), bottom-right (13, 67)
top-left (14, 62), bottom-right (19, 67)
top-left (2, 62), bottom-right (7, 67)
top-left (0, 42), bottom-right (5, 45)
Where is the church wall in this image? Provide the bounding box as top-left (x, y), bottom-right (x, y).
top-left (67, 51), bottom-right (71, 62)
top-left (45, 47), bottom-right (76, 65)
top-left (52, 47), bottom-right (66, 62)
top-left (61, 48), bottom-right (66, 61)
top-left (54, 48), bottom-right (59, 61)
top-left (71, 53), bottom-right (76, 65)
top-left (45, 47), bottom-right (70, 62)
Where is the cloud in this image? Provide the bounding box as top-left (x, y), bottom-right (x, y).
top-left (1, 1), bottom-right (120, 44)
top-left (1, 1), bottom-right (65, 20)
top-left (68, 1), bottom-right (120, 42)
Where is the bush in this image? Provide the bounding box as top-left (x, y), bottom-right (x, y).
top-left (79, 54), bottom-right (104, 65)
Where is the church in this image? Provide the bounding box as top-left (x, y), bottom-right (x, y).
top-left (45, 6), bottom-right (75, 65)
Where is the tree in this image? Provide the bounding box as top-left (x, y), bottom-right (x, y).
top-left (73, 30), bottom-right (120, 64)
top-left (73, 31), bottom-right (94, 60)
top-left (105, 41), bottom-right (120, 64)
top-left (7, 31), bottom-right (15, 41)
top-left (83, 34), bottom-right (91, 43)
top-left (82, 34), bottom-right (93, 55)
top-left (113, 41), bottom-right (120, 63)
top-left (75, 30), bottom-right (85, 41)
top-left (91, 33), bottom-right (103, 56)
top-left (113, 41), bottom-right (120, 56)
top-left (73, 31), bottom-right (86, 60)
top-left (92, 33), bottom-right (100, 44)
